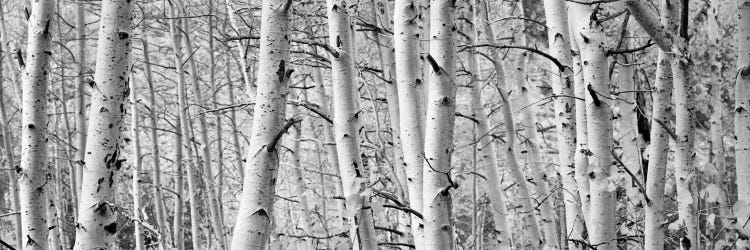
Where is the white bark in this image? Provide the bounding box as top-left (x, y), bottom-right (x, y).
top-left (73, 0), bottom-right (131, 248)
top-left (569, 3), bottom-right (616, 249)
top-left (230, 1), bottom-right (291, 248)
top-left (141, 36), bottom-right (171, 248)
top-left (130, 72), bottom-right (145, 250)
top-left (393, 0), bottom-right (426, 246)
top-left (422, 1), bottom-right (456, 249)
top-left (74, 1), bottom-right (87, 201)
top-left (542, 0), bottom-right (584, 247)
top-left (735, 0), bottom-right (750, 240)
top-left (469, 3), bottom-right (512, 248)
top-left (181, 17), bottom-right (227, 248)
top-left (19, 0), bottom-right (54, 248)
top-left (513, 2), bottom-right (558, 246)
top-left (326, 1), bottom-right (378, 249)
top-left (569, 23), bottom-right (591, 227)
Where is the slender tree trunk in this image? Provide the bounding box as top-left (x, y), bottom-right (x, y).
top-left (568, 21), bottom-right (591, 228)
top-left (230, 1), bottom-right (291, 248)
top-left (393, 0), bottom-right (426, 246)
top-left (18, 0), bottom-right (54, 248)
top-left (737, 0), bottom-right (750, 199)
top-left (172, 126), bottom-right (185, 250)
top-left (325, 1), bottom-right (379, 249)
top-left (569, 2), bottom-right (616, 249)
top-left (671, 2), bottom-right (698, 247)
top-left (130, 72), bottom-right (145, 250)
top-left (480, 3), bottom-right (542, 248)
top-left (311, 62), bottom-right (348, 230)
top-left (181, 17), bottom-right (227, 248)
top-left (141, 35), bottom-right (171, 248)
top-left (74, 0), bottom-right (86, 201)
top-left (73, 0), bottom-right (131, 248)
top-left (513, 2), bottom-right (558, 245)
top-left (706, 2), bottom-right (730, 234)
top-left (289, 96), bottom-right (315, 249)
top-left (48, 104), bottom-right (61, 250)
top-left (422, 1), bottom-right (457, 249)
top-left (542, 0), bottom-right (584, 247)
top-left (615, 25), bottom-right (644, 247)
top-left (208, 0), bottom-right (226, 231)
top-left (0, 15), bottom-right (22, 248)
top-left (468, 2), bottom-right (512, 247)
top-left (227, 62), bottom-right (245, 183)
top-left (735, 0), bottom-right (750, 241)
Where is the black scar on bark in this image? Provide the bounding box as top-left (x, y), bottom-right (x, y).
top-left (276, 60), bottom-right (286, 83)
top-left (587, 84), bottom-right (602, 106)
top-left (426, 54), bottom-right (440, 73)
top-left (118, 32), bottom-right (129, 40)
top-left (104, 222), bottom-right (117, 234)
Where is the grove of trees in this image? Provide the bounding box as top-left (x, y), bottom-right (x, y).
top-left (0, 0), bottom-right (749, 249)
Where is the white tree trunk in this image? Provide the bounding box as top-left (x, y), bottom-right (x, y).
top-left (326, 1), bottom-right (378, 249)
top-left (0, 19), bottom-right (22, 249)
top-left (130, 72), bottom-right (145, 250)
top-left (542, 0), bottom-right (584, 247)
top-left (468, 3), bottom-right (512, 247)
top-left (73, 0), bottom-right (131, 248)
top-left (230, 1), bottom-right (291, 248)
top-left (569, 3), bottom-right (616, 249)
top-left (568, 23), bottom-right (591, 227)
top-left (735, 0), bottom-right (750, 240)
top-left (19, 0), bottom-right (54, 248)
top-left (141, 35), bottom-right (171, 248)
top-left (181, 17), bottom-right (227, 248)
top-left (513, 3), bottom-right (559, 245)
top-left (393, 0), bottom-right (426, 246)
top-left (422, 1), bottom-right (456, 249)
top-left (74, 1), bottom-right (87, 201)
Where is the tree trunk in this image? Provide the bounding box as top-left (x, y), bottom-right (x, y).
top-left (541, 0), bottom-right (584, 247)
top-left (393, 0), bottom-right (426, 246)
top-left (230, 1), bottom-right (291, 248)
top-left (18, 0), bottom-right (54, 248)
top-left (0, 14), bottom-right (22, 248)
top-left (569, 2), bottom-right (616, 249)
top-left (181, 17), bottom-right (227, 248)
top-left (74, 0), bottom-right (87, 202)
top-left (326, 1), bottom-right (379, 249)
top-left (311, 61), bottom-right (348, 230)
top-left (735, 0), bottom-right (750, 241)
top-left (130, 72), bottom-right (145, 250)
top-left (513, 2), bottom-right (558, 246)
top-left (141, 35), bottom-right (171, 248)
top-left (73, 0), bottom-right (131, 248)
top-left (469, 2), bottom-right (512, 247)
top-left (166, 4), bottom-right (200, 248)
top-left (569, 20), bottom-right (591, 228)
top-left (422, 1), bottom-right (457, 249)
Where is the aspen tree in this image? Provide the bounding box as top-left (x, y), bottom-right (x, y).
top-left (736, 0), bottom-right (750, 216)
top-left (74, 0), bottom-right (86, 199)
top-left (0, 13), bottom-right (22, 248)
top-left (181, 16), bottom-right (227, 248)
top-left (569, 22), bottom-right (591, 225)
top-left (230, 1), bottom-right (292, 248)
top-left (130, 72), bottom-right (144, 250)
top-left (541, 0), bottom-right (584, 246)
top-left (326, 0), bottom-right (378, 248)
top-left (393, 0), bottom-right (426, 246)
top-left (374, 1), bottom-right (412, 244)
top-left (422, 1), bottom-right (457, 249)
top-left (615, 25), bottom-right (643, 241)
top-left (311, 62), bottom-right (348, 229)
top-left (736, 0), bottom-right (750, 241)
top-left (73, 0), bottom-right (131, 248)
top-left (289, 93), bottom-right (315, 249)
top-left (478, 3), bottom-right (543, 247)
top-left (48, 104), bottom-right (61, 250)
top-left (513, 2), bottom-right (558, 246)
top-left (18, 0), bottom-right (54, 248)
top-left (467, 2), bottom-right (512, 247)
top-left (706, 1), bottom-right (729, 231)
top-left (569, 2), bottom-right (616, 249)
top-left (166, 3), bottom-right (200, 248)
top-left (141, 36), bottom-right (171, 248)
